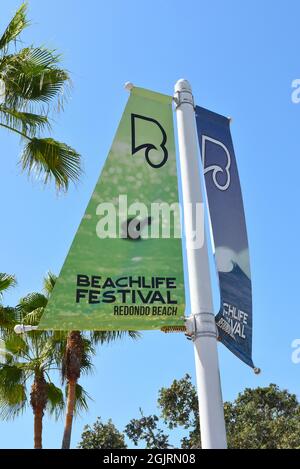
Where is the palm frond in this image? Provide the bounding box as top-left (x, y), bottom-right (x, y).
top-left (3, 333), bottom-right (29, 356)
top-left (35, 335), bottom-right (62, 366)
top-left (0, 339), bottom-right (13, 363)
top-left (0, 364), bottom-right (24, 389)
top-left (91, 330), bottom-right (141, 345)
top-left (0, 306), bottom-right (19, 328)
top-left (22, 308), bottom-right (44, 326)
top-left (80, 346), bottom-right (95, 377)
top-left (0, 3), bottom-right (28, 52)
top-left (25, 331), bottom-right (54, 359)
top-left (127, 331), bottom-right (141, 340)
top-left (14, 47), bottom-right (62, 69)
top-left (0, 384), bottom-right (27, 420)
top-left (0, 364), bottom-right (27, 420)
top-left (18, 292), bottom-right (48, 314)
top-left (72, 384), bottom-right (91, 415)
top-left (2, 47), bottom-right (69, 110)
top-left (0, 106), bottom-right (49, 136)
top-left (16, 292), bottom-right (47, 327)
top-left (0, 273), bottom-right (16, 297)
top-left (46, 382), bottom-right (64, 419)
top-left (21, 137), bottom-right (81, 191)
top-left (43, 271), bottom-right (57, 296)
top-left (42, 331), bottom-right (67, 368)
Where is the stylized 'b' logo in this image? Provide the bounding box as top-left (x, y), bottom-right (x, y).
top-left (131, 114), bottom-right (168, 169)
top-left (202, 135), bottom-right (231, 191)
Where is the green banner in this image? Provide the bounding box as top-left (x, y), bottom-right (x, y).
top-left (39, 87), bottom-right (185, 330)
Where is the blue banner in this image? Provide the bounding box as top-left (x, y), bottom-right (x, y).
top-left (195, 106), bottom-right (254, 368)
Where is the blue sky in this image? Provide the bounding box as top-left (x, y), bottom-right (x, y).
top-left (1, 0), bottom-right (300, 449)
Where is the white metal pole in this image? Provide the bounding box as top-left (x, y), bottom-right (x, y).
top-left (174, 79), bottom-right (227, 449)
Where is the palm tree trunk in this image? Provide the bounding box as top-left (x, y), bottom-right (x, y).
top-left (61, 330), bottom-right (84, 449)
top-left (30, 371), bottom-right (47, 449)
top-left (34, 410), bottom-right (43, 449)
top-left (61, 378), bottom-right (77, 449)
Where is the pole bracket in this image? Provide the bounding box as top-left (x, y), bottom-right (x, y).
top-left (185, 313), bottom-right (218, 341)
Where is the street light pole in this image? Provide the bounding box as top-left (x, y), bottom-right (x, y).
top-left (174, 79), bottom-right (227, 449)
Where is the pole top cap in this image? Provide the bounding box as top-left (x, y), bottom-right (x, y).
top-left (174, 79), bottom-right (194, 108)
top-left (174, 79), bottom-right (192, 93)
top-left (124, 82), bottom-right (134, 91)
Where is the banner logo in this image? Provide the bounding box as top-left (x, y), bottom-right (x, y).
top-left (202, 135), bottom-right (231, 191)
top-left (131, 114), bottom-right (168, 169)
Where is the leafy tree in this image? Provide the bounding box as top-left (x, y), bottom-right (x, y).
top-left (224, 384), bottom-right (300, 449)
top-left (158, 374), bottom-right (200, 448)
top-left (106, 375), bottom-right (300, 449)
top-left (159, 375), bottom-right (300, 449)
top-left (0, 3), bottom-right (81, 191)
top-left (125, 408), bottom-right (170, 449)
top-left (78, 417), bottom-right (127, 449)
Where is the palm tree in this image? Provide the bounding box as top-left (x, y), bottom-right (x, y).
top-left (0, 3), bottom-right (81, 191)
top-left (0, 272), bottom-right (91, 449)
top-left (61, 330), bottom-right (140, 449)
top-left (0, 272), bottom-right (66, 448)
top-left (0, 318), bottom-right (65, 448)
